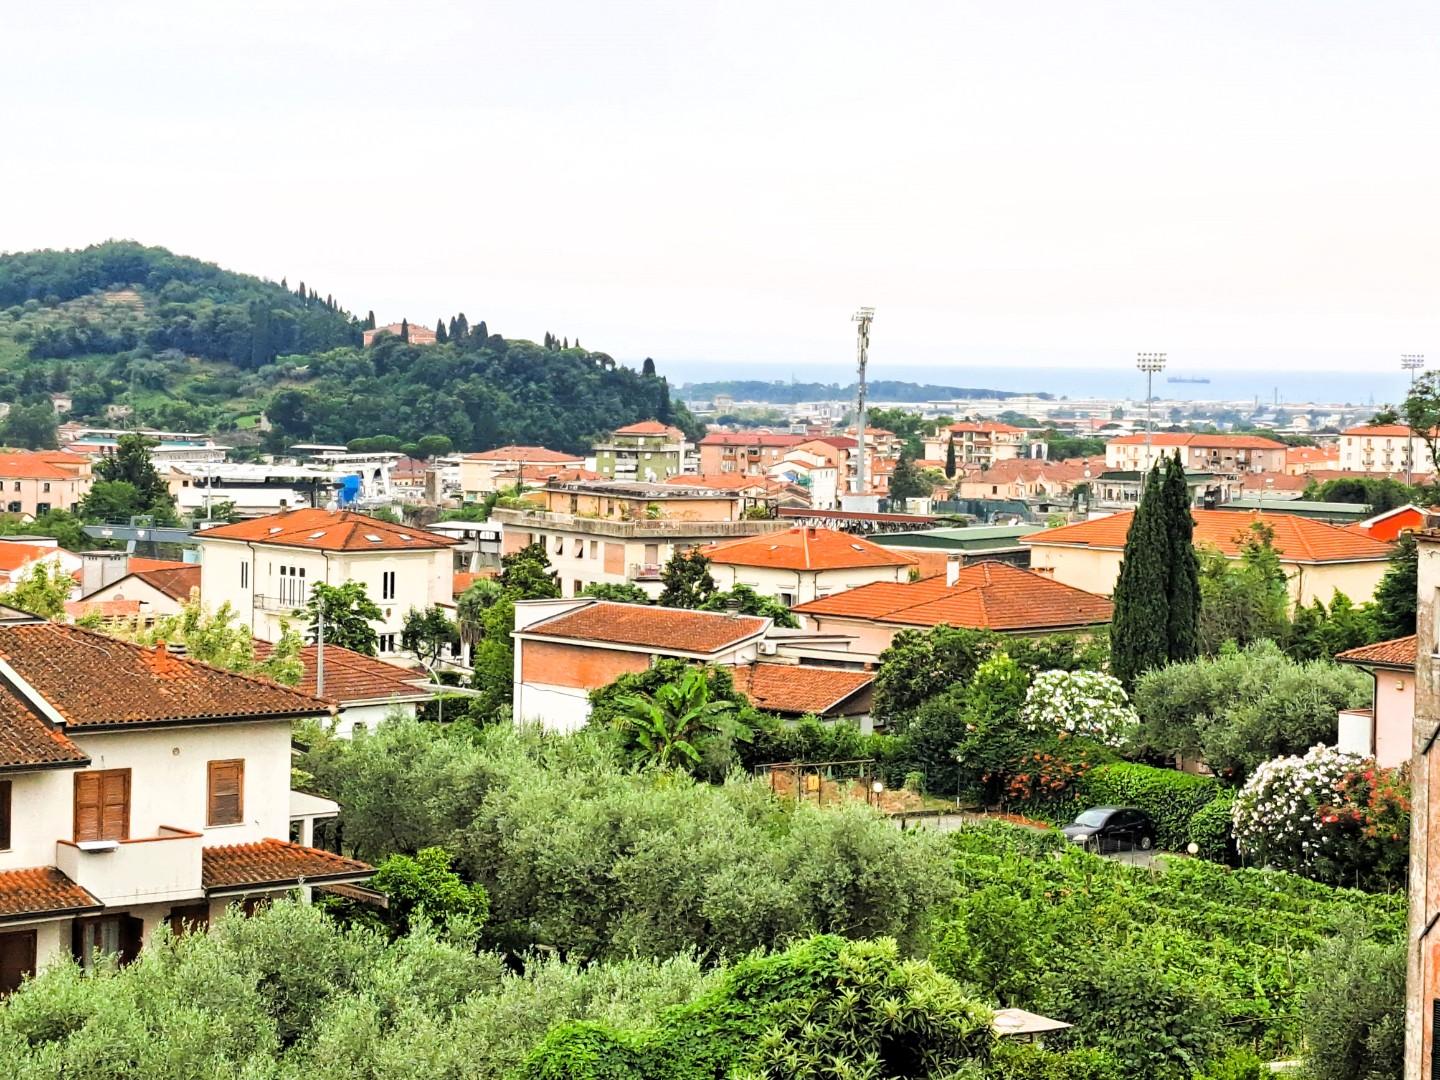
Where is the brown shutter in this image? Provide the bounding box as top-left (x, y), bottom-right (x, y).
top-left (207, 760), bottom-right (244, 826)
top-left (0, 929), bottom-right (36, 995)
top-left (0, 780), bottom-right (10, 851)
top-left (74, 771), bottom-right (101, 842)
top-left (74, 770), bottom-right (130, 842)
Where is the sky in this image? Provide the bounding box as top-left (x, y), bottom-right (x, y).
top-left (2, 1), bottom-right (1438, 382)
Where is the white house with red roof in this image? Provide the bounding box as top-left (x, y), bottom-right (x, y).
top-left (458, 445), bottom-right (587, 500)
top-left (252, 641), bottom-right (436, 737)
top-left (1103, 432), bottom-right (1287, 474)
top-left (1339, 422), bottom-right (1436, 476)
top-left (0, 539), bottom-right (80, 588)
top-left (197, 509), bottom-right (457, 658)
top-left (0, 620), bottom-right (370, 994)
top-left (698, 526), bottom-right (918, 607)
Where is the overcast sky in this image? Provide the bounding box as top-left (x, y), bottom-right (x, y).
top-left (3, 1), bottom-right (1437, 377)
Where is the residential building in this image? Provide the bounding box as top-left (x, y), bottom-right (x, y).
top-left (1334, 635), bottom-right (1414, 768)
top-left (196, 509), bottom-right (457, 659)
top-left (1406, 527), bottom-right (1440, 1076)
top-left (1340, 423), bottom-right (1436, 476)
top-left (593, 420), bottom-right (689, 482)
top-left (1090, 469), bottom-right (1232, 512)
top-left (61, 428), bottom-right (228, 465)
top-left (1215, 498), bottom-right (1370, 525)
top-left (698, 432), bottom-right (807, 475)
top-left (698, 526), bottom-right (918, 606)
top-left (0, 622), bottom-right (371, 993)
top-left (252, 642), bottom-right (435, 737)
top-left (922, 422), bottom-right (1027, 468)
top-left (0, 452), bottom-right (90, 517)
top-left (1103, 432), bottom-right (1287, 474)
top-left (954, 457), bottom-right (1102, 502)
top-left (491, 480), bottom-right (788, 599)
top-left (0, 540), bottom-right (80, 587)
top-left (773, 442), bottom-right (846, 509)
top-left (458, 446), bottom-right (588, 500)
top-left (665, 473), bottom-right (799, 515)
top-left (1236, 471), bottom-right (1311, 500)
top-left (868, 524), bottom-right (1043, 570)
top-left (1284, 445), bottom-right (1340, 475)
top-left (792, 560), bottom-right (1113, 659)
top-left (1350, 504), bottom-right (1428, 543)
top-left (731, 664), bottom-right (875, 727)
top-left (362, 321), bottom-right (437, 347)
top-left (1024, 509), bottom-right (1394, 605)
top-left (80, 562), bottom-right (200, 620)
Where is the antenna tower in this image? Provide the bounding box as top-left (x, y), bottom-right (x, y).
top-left (852, 307), bottom-right (874, 495)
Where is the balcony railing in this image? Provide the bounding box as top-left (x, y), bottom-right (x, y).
top-left (254, 593), bottom-right (305, 614)
top-left (57, 826), bottom-right (204, 906)
top-left (628, 563), bottom-right (664, 581)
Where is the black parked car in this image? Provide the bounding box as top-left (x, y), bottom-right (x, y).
top-left (1061, 806), bottom-right (1156, 853)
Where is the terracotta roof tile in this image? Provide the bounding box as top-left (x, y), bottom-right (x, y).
top-left (0, 684), bottom-right (87, 770)
top-left (198, 509), bottom-right (456, 552)
top-left (522, 601), bottom-right (768, 654)
top-left (794, 561), bottom-right (1113, 632)
top-left (1025, 509), bottom-right (1394, 563)
top-left (1106, 432), bottom-right (1288, 449)
top-left (1342, 424), bottom-right (1424, 437)
top-left (613, 420), bottom-right (685, 438)
top-left (0, 543), bottom-right (64, 573)
top-left (0, 866), bottom-right (100, 919)
top-left (465, 445), bottom-right (584, 463)
top-left (453, 569), bottom-right (497, 598)
top-left (0, 623), bottom-right (328, 728)
top-left (203, 839), bottom-right (372, 892)
top-left (252, 641), bottom-right (429, 705)
top-left (700, 527), bottom-right (916, 571)
top-left (127, 557), bottom-right (191, 573)
top-left (1335, 634), bottom-right (1416, 669)
top-left (665, 474), bottom-right (785, 492)
top-left (732, 664), bottom-right (873, 715)
top-left (1286, 446), bottom-right (1340, 465)
top-left (947, 422), bottom-right (1026, 434)
top-left (131, 565), bottom-right (201, 602)
top-left (64, 598), bottom-right (143, 621)
top-left (0, 453), bottom-right (74, 481)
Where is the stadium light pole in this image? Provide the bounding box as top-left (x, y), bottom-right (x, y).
top-left (1137, 352), bottom-right (1167, 467)
top-left (1402, 353), bottom-right (1425, 486)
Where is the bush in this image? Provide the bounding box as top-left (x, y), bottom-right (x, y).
top-left (1021, 669), bottom-right (1139, 748)
top-left (1186, 791), bottom-right (1235, 862)
top-left (1077, 762), bottom-right (1221, 850)
top-left (1300, 922), bottom-right (1405, 1080)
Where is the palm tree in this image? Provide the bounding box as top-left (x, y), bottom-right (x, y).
top-left (456, 579), bottom-right (505, 647)
top-left (613, 668), bottom-right (748, 769)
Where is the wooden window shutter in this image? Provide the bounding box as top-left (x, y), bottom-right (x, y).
top-left (207, 760), bottom-right (244, 826)
top-left (73, 771), bottom-right (101, 842)
top-left (0, 780), bottom-right (10, 850)
top-left (74, 770), bottom-right (130, 842)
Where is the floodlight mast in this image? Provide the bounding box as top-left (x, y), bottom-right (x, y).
top-left (852, 307), bottom-right (875, 496)
top-left (1402, 354), bottom-right (1425, 486)
top-left (1137, 352), bottom-right (1167, 461)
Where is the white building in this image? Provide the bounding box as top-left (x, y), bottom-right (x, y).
top-left (196, 508), bottom-right (457, 659)
top-left (252, 641), bottom-right (437, 738)
top-left (698, 526), bottom-right (918, 607)
top-left (1339, 423), bottom-right (1436, 476)
top-left (0, 621), bottom-right (370, 993)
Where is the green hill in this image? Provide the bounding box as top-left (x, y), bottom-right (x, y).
top-left (0, 241), bottom-right (697, 453)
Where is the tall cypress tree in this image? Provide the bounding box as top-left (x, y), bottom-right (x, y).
top-left (365, 310), bottom-right (376, 330)
top-left (435, 319), bottom-right (448, 343)
top-left (944, 438), bottom-right (956, 479)
top-left (1111, 462), bottom-right (1170, 687)
top-left (476, 320), bottom-right (488, 341)
top-left (642, 357), bottom-right (657, 377)
top-left (1162, 451), bottom-right (1200, 662)
top-left (399, 318), bottom-right (409, 343)
top-left (455, 313), bottom-right (469, 341)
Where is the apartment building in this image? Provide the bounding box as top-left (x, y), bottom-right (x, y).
top-left (490, 479), bottom-right (787, 599)
top-left (1339, 423), bottom-right (1436, 477)
top-left (0, 621), bottom-right (370, 993)
top-left (0, 452), bottom-right (91, 517)
top-left (458, 446), bottom-right (587, 499)
top-left (922, 422), bottom-right (1027, 468)
top-left (593, 420), bottom-right (689, 481)
top-left (697, 432), bottom-right (807, 475)
top-left (699, 526), bottom-right (917, 606)
top-left (1103, 433), bottom-right (1287, 474)
top-left (196, 509), bottom-right (456, 659)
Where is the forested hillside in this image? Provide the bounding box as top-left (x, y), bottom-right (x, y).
top-left (0, 242), bottom-right (697, 452)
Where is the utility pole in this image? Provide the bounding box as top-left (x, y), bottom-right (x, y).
top-left (315, 602), bottom-right (325, 699)
top-left (852, 307), bottom-right (874, 496)
top-left (1137, 352), bottom-right (1167, 468)
top-left (1403, 354), bottom-right (1425, 487)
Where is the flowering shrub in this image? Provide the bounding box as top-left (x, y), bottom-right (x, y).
top-left (1004, 740), bottom-right (1103, 803)
top-left (1021, 669), bottom-right (1139, 748)
top-left (1232, 744), bottom-right (1409, 889)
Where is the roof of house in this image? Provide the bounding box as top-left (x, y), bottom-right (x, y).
top-left (0, 543), bottom-right (63, 573)
top-left (127, 557), bottom-right (191, 574)
top-left (793, 561), bottom-right (1114, 632)
top-left (198, 508), bottom-right (457, 551)
top-left (0, 453), bottom-right (74, 481)
top-left (947, 421), bottom-right (1026, 435)
top-left (732, 664), bottom-right (874, 716)
top-left (1024, 509), bottom-right (1395, 562)
top-left (130, 564), bottom-right (201, 601)
top-left (1335, 634), bottom-right (1416, 670)
top-left (699, 432), bottom-right (807, 448)
top-left (252, 641), bottom-right (429, 705)
top-left (1286, 446), bottom-right (1340, 465)
top-left (611, 420), bottom-right (686, 438)
top-left (452, 569), bottom-right (497, 598)
top-left (202, 839), bottom-right (372, 892)
top-left (464, 445), bottom-right (584, 463)
top-left (0, 866), bottom-right (101, 920)
top-left (870, 525), bottom-right (1043, 551)
top-left (0, 683), bottom-right (87, 771)
top-left (521, 601), bottom-right (768, 654)
top-left (1106, 432), bottom-right (1288, 449)
top-left (807, 436), bottom-right (859, 450)
top-left (699, 527), bottom-right (917, 571)
top-left (664, 473), bottom-right (784, 492)
top-left (64, 598), bottom-right (143, 621)
top-left (1342, 424), bottom-right (1419, 437)
top-left (0, 623), bottom-right (328, 728)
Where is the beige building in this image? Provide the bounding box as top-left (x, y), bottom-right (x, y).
top-left (697, 432), bottom-right (806, 475)
top-left (699, 526), bottom-right (917, 607)
top-left (955, 457), bottom-right (1103, 501)
top-left (1339, 423), bottom-right (1435, 476)
top-left (0, 452), bottom-right (91, 517)
top-left (1024, 508), bottom-right (1393, 606)
top-left (491, 479), bottom-right (788, 599)
top-left (196, 508), bottom-right (457, 659)
top-left (922, 422), bottom-right (1026, 468)
top-left (1103, 433), bottom-right (1288, 474)
top-left (458, 445), bottom-right (587, 499)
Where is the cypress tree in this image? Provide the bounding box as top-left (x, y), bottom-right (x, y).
top-left (944, 438), bottom-right (956, 479)
top-left (1162, 451), bottom-right (1200, 662)
top-left (400, 318), bottom-right (409, 343)
top-left (448, 316), bottom-right (459, 341)
top-left (476, 320), bottom-right (488, 341)
top-left (280, 277), bottom-right (288, 290)
top-left (642, 356), bottom-right (656, 377)
top-left (297, 280), bottom-right (306, 300)
top-left (365, 310), bottom-right (376, 330)
top-left (455, 313), bottom-right (469, 341)
top-left (1110, 462), bottom-right (1170, 687)
top-left (435, 319), bottom-right (448, 343)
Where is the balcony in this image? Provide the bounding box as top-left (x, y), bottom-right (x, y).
top-left (253, 593), bottom-right (306, 614)
top-left (57, 826), bottom-right (204, 906)
top-left (628, 562), bottom-right (663, 581)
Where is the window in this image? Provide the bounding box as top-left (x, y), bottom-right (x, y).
top-left (34, 503), bottom-right (49, 516)
top-left (5, 503), bottom-right (17, 514)
top-left (278, 565), bottom-right (307, 607)
top-left (0, 780), bottom-right (9, 850)
top-left (378, 633), bottom-right (396, 653)
top-left (239, 562), bottom-right (249, 590)
top-left (0, 929), bottom-right (36, 995)
top-left (381, 570), bottom-right (396, 600)
top-left (10, 482), bottom-right (16, 493)
top-left (41, 482), bottom-right (49, 493)
top-left (73, 769), bottom-right (130, 842)
top-left (589, 540), bottom-right (598, 559)
top-left (167, 904), bottom-right (209, 937)
top-left (73, 915), bottom-right (141, 970)
top-left (206, 760), bottom-right (244, 826)
top-left (573, 580), bottom-right (583, 596)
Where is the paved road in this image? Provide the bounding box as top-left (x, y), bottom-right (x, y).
top-left (896, 812), bottom-right (1167, 869)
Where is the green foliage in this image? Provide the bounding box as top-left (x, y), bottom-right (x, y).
top-left (1110, 464), bottom-right (1170, 686)
top-left (1039, 428), bottom-right (1107, 460)
top-left (696, 583), bottom-right (798, 627)
top-left (0, 560), bottom-right (73, 619)
top-left (470, 594), bottom-right (517, 720)
top-left (456, 577), bottom-right (505, 643)
top-left (1186, 790), bottom-right (1235, 862)
top-left (889, 450), bottom-right (934, 501)
top-left (580, 581), bottom-right (652, 604)
top-left (1078, 762), bottom-right (1222, 851)
top-left (0, 509), bottom-right (88, 551)
top-left (1300, 921), bottom-right (1405, 1080)
top-left (0, 402), bottom-right (57, 449)
top-left (304, 581), bottom-right (383, 656)
top-left (1286, 590), bottom-right (1382, 660)
top-left (610, 666), bottom-right (749, 769)
top-left (1400, 370), bottom-right (1440, 485)
top-left (1198, 522), bottom-right (1292, 653)
top-left (369, 847), bottom-right (489, 938)
top-left (1309, 475), bottom-right (1426, 513)
top-left (873, 624), bottom-right (999, 728)
top-left (400, 605), bottom-right (458, 667)
top-left (80, 434), bottom-right (177, 523)
top-left (102, 599), bottom-right (304, 685)
top-left (502, 541), bottom-right (560, 599)
top-left (937, 653), bottom-right (1032, 801)
top-left (1373, 531), bottom-right (1418, 638)
top-left (657, 547), bottom-right (716, 609)
top-left (1162, 453), bottom-right (1200, 663)
top-left (987, 1041), bottom-right (1122, 1080)
top-left (1131, 642), bottom-right (1369, 779)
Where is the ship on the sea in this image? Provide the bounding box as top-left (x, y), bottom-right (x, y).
top-left (1167, 376), bottom-right (1211, 384)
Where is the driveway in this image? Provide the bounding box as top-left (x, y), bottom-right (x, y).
top-left (896, 811), bottom-right (1167, 869)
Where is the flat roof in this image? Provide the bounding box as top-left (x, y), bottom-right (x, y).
top-left (871, 525), bottom-right (1041, 551)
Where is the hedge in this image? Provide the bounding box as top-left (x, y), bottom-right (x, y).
top-left (1187, 790), bottom-right (1237, 863)
top-left (1077, 763), bottom-right (1222, 851)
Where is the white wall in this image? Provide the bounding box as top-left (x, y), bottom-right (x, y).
top-left (515, 682), bottom-right (592, 733)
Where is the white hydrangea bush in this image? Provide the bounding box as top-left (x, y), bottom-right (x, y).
top-left (1230, 743), bottom-right (1363, 873)
top-left (1019, 669), bottom-right (1139, 748)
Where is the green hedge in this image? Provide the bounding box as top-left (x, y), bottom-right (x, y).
top-left (1187, 791), bottom-right (1236, 863)
top-left (1077, 763), bottom-right (1222, 851)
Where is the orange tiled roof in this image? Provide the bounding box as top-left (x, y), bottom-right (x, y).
top-left (666, 474), bottom-right (789, 494)
top-left (131, 564), bottom-right (201, 601)
top-left (1106, 432), bottom-right (1287, 449)
top-left (1342, 424), bottom-right (1422, 437)
top-left (198, 508), bottom-right (457, 551)
top-left (947, 421), bottom-right (1026, 435)
top-left (732, 663), bottom-right (873, 716)
top-left (1239, 472), bottom-right (1310, 492)
top-left (1335, 634), bottom-right (1416, 669)
top-left (0, 623), bottom-right (328, 728)
top-left (1286, 446), bottom-right (1339, 465)
top-left (453, 569), bottom-right (498, 598)
top-left (613, 420), bottom-right (685, 438)
top-left (794, 561), bottom-right (1113, 632)
top-left (0, 867), bottom-right (100, 919)
top-left (699, 432), bottom-right (807, 448)
top-left (1025, 509), bottom-right (1394, 563)
top-left (0, 682), bottom-right (87, 770)
top-left (700, 527), bottom-right (916, 571)
top-left (127, 557), bottom-right (191, 573)
top-left (252, 641), bottom-right (429, 705)
top-left (202, 839), bottom-right (372, 892)
top-left (465, 445), bottom-right (584, 463)
top-left (64, 598), bottom-right (143, 621)
top-left (0, 453), bottom-right (73, 481)
top-left (0, 543), bottom-right (63, 573)
top-left (522, 601), bottom-right (768, 654)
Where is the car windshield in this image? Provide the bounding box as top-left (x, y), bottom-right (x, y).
top-left (1074, 810), bottom-right (1110, 828)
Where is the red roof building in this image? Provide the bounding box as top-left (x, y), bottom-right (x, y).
top-left (1335, 634), bottom-right (1416, 769)
top-left (732, 663), bottom-right (874, 720)
top-left (697, 526), bottom-right (917, 607)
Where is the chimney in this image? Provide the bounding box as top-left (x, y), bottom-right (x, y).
top-left (946, 554), bottom-right (961, 587)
